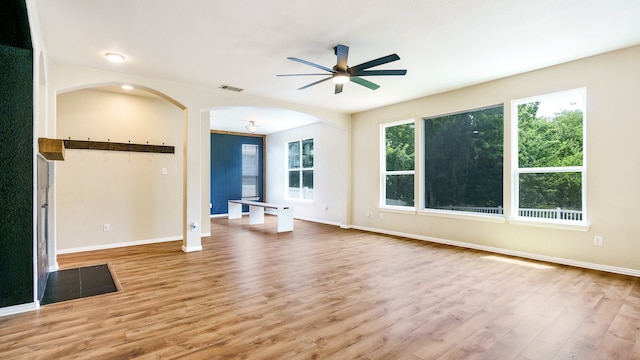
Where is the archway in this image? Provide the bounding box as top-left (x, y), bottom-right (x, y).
top-left (53, 83), bottom-right (188, 254)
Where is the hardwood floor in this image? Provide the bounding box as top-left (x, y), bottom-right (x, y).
top-left (1, 217), bottom-right (640, 359)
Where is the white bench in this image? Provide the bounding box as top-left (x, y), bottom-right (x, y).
top-left (227, 200), bottom-right (294, 232)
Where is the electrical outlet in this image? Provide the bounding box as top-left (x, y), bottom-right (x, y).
top-left (103, 224), bottom-right (110, 232)
top-left (594, 235), bottom-right (603, 246)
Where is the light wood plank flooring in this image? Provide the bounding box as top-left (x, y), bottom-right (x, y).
top-left (1, 217), bottom-right (640, 359)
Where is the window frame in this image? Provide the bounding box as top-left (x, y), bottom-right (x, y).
top-left (510, 88), bottom-right (587, 226)
top-left (286, 138), bottom-right (314, 201)
top-left (241, 144), bottom-right (260, 200)
top-left (380, 119), bottom-right (416, 211)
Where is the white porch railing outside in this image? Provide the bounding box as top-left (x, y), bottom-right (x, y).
top-left (436, 205), bottom-right (582, 221)
top-left (438, 205), bottom-right (504, 214)
top-left (518, 207), bottom-right (582, 221)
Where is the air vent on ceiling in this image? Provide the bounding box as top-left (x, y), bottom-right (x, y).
top-left (218, 84), bottom-right (244, 92)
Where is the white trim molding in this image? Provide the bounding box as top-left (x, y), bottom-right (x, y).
top-left (351, 225), bottom-right (640, 277)
top-left (293, 215), bottom-right (342, 228)
top-left (57, 236), bottom-right (182, 254)
top-left (182, 245), bottom-right (203, 253)
top-left (0, 302), bottom-right (38, 317)
top-left (48, 262), bottom-right (59, 272)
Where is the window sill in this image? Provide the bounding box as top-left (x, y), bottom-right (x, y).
top-left (379, 206), bottom-right (417, 215)
top-left (376, 207), bottom-right (591, 230)
top-left (418, 209), bottom-right (506, 223)
top-left (507, 217), bottom-right (591, 232)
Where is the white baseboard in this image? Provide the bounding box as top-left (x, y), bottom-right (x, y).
top-left (211, 211), bottom-right (344, 230)
top-left (293, 215), bottom-right (342, 227)
top-left (351, 225), bottom-right (640, 277)
top-left (48, 262), bottom-right (59, 272)
top-left (0, 302), bottom-right (38, 317)
top-left (57, 236), bottom-right (182, 254)
top-left (182, 245), bottom-right (203, 252)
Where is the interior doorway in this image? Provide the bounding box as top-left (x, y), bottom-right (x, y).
top-left (36, 156), bottom-right (50, 301)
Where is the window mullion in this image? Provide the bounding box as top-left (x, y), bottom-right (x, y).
top-left (517, 166), bottom-right (584, 174)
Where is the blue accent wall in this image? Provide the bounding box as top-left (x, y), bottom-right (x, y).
top-left (210, 133), bottom-right (264, 214)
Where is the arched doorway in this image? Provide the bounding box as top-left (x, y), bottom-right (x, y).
top-left (53, 83), bottom-right (187, 254)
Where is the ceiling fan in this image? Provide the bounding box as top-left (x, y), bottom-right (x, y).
top-left (277, 44), bottom-right (407, 94)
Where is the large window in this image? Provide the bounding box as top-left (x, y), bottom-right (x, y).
top-left (287, 138), bottom-right (314, 200)
top-left (512, 88), bottom-right (586, 222)
top-left (381, 120), bottom-right (415, 208)
top-left (423, 105), bottom-right (504, 215)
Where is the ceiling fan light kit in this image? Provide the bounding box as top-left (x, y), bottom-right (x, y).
top-left (332, 73), bottom-right (350, 84)
top-left (277, 44), bottom-right (406, 94)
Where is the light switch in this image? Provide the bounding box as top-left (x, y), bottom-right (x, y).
top-left (161, 167), bottom-right (167, 175)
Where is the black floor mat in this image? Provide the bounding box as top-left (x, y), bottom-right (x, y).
top-left (41, 264), bottom-right (117, 305)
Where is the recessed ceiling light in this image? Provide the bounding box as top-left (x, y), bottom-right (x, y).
top-left (121, 84), bottom-right (133, 90)
top-left (105, 52), bottom-right (125, 63)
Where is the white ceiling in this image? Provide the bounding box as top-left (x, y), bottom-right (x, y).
top-left (34, 0), bottom-right (640, 133)
top-left (209, 107), bottom-right (320, 135)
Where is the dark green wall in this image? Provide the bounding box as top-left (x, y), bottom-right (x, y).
top-left (0, 0), bottom-right (34, 308)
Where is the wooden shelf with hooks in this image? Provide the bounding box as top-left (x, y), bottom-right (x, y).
top-left (63, 139), bottom-right (175, 154)
top-left (38, 137), bottom-right (174, 161)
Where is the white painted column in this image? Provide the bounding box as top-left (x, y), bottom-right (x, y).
top-left (182, 108), bottom-right (203, 252)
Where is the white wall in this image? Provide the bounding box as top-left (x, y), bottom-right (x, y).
top-left (351, 45), bottom-right (640, 273)
top-left (56, 89), bottom-right (183, 251)
top-left (267, 122), bottom-right (349, 226)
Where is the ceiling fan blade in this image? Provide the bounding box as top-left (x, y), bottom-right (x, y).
top-left (287, 57), bottom-right (335, 73)
top-left (349, 54), bottom-right (401, 73)
top-left (277, 73), bottom-right (332, 77)
top-left (298, 76), bottom-right (332, 90)
top-left (350, 76), bottom-right (380, 90)
top-left (335, 44), bottom-right (349, 72)
top-left (335, 83), bottom-right (344, 94)
top-left (349, 69), bottom-right (407, 77)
